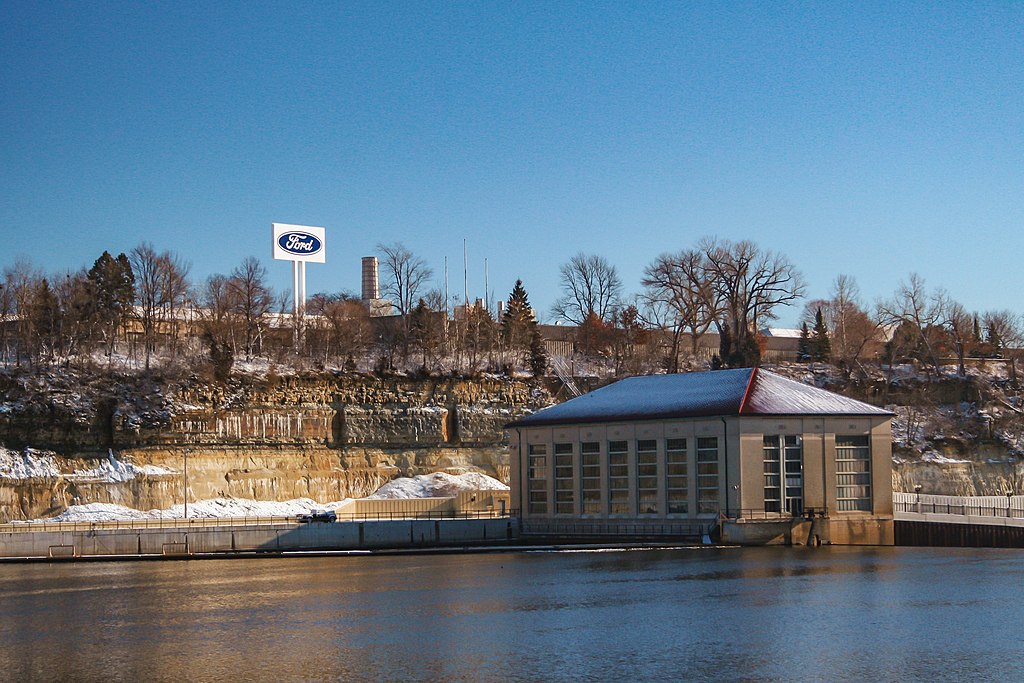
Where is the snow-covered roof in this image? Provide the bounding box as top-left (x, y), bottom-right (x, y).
top-left (761, 327), bottom-right (803, 338)
top-left (507, 368), bottom-right (892, 428)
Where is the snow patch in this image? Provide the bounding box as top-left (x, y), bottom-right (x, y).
top-left (368, 472), bottom-right (509, 499)
top-left (42, 496), bottom-right (353, 522)
top-left (71, 450), bottom-right (175, 482)
top-left (0, 446), bottom-right (62, 479)
top-left (920, 451), bottom-right (971, 465)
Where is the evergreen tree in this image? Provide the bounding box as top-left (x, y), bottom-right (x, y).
top-left (464, 304), bottom-right (497, 370)
top-left (986, 321), bottom-right (1004, 358)
top-left (87, 251), bottom-right (135, 356)
top-left (716, 324), bottom-right (732, 368)
top-left (715, 321), bottom-right (761, 368)
top-left (27, 279), bottom-right (59, 363)
top-left (501, 279), bottom-right (551, 374)
top-left (970, 314), bottom-right (983, 358)
top-left (732, 333), bottom-right (761, 368)
top-left (203, 330), bottom-right (234, 383)
top-left (501, 279), bottom-right (537, 357)
top-left (528, 328), bottom-right (548, 377)
top-left (408, 298), bottom-right (441, 369)
top-left (811, 308), bottom-right (831, 362)
top-left (797, 322), bottom-right (811, 362)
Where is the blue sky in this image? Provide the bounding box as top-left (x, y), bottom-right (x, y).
top-left (2, 2), bottom-right (1022, 326)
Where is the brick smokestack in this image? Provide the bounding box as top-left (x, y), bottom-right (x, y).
top-left (361, 256), bottom-right (379, 301)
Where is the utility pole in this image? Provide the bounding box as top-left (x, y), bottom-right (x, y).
top-left (183, 448), bottom-right (189, 519)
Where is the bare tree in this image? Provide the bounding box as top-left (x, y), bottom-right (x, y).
top-left (197, 274), bottom-right (240, 349)
top-left (377, 242), bottom-right (433, 317)
top-left (943, 300), bottom-right (973, 376)
top-left (130, 243), bottom-right (191, 368)
top-left (982, 310), bottom-right (1022, 385)
top-left (982, 310), bottom-right (1021, 356)
top-left (306, 293), bottom-right (374, 367)
top-left (641, 249), bottom-right (720, 370)
top-left (551, 253), bottom-right (622, 325)
top-left (130, 243), bottom-right (163, 368)
top-left (158, 250), bottom-right (191, 358)
top-left (0, 278), bottom-right (12, 364)
top-left (3, 259), bottom-right (44, 366)
top-left (228, 256), bottom-right (273, 360)
top-left (700, 238), bottom-right (805, 367)
top-left (877, 273), bottom-right (946, 372)
top-left (800, 276), bottom-right (879, 371)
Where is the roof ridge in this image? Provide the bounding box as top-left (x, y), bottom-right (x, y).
top-left (738, 366), bottom-right (757, 413)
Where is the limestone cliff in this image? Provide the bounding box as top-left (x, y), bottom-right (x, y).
top-left (0, 369), bottom-right (548, 521)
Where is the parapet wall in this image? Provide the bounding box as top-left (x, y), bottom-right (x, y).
top-left (0, 517), bottom-right (520, 559)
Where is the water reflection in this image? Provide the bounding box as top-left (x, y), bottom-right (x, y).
top-left (2, 547), bottom-right (1024, 681)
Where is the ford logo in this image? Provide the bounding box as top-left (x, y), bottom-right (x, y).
top-left (278, 231), bottom-right (323, 256)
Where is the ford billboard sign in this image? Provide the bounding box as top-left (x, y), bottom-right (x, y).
top-left (272, 223), bottom-right (326, 263)
top-left (278, 231), bottom-right (322, 256)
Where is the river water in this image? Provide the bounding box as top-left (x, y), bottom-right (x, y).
top-left (1, 546), bottom-right (1021, 682)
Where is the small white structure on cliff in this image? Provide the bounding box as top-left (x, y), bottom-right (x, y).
top-left (506, 368), bottom-right (895, 545)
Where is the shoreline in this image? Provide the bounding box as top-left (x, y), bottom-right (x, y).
top-left (0, 539), bottom-right (722, 564)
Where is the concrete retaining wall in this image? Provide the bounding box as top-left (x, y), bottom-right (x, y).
top-left (0, 518), bottom-right (519, 560)
top-left (720, 517), bottom-right (894, 546)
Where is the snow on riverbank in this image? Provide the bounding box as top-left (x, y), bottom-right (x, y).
top-left (368, 472), bottom-right (509, 499)
top-left (20, 471), bottom-right (507, 522)
top-left (39, 497), bottom-right (352, 522)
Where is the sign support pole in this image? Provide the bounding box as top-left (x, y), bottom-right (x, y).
top-left (273, 222), bottom-right (326, 351)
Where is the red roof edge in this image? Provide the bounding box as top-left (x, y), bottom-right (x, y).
top-left (738, 367), bottom-right (758, 413)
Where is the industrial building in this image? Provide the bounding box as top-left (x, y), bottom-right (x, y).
top-left (506, 368), bottom-right (894, 545)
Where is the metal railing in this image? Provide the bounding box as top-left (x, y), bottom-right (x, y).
top-left (0, 509), bottom-right (518, 534)
top-left (335, 509), bottom-right (516, 522)
top-left (0, 515), bottom-right (297, 534)
top-left (718, 507), bottom-right (829, 521)
top-left (894, 500), bottom-right (1024, 519)
top-left (550, 356), bottom-right (582, 398)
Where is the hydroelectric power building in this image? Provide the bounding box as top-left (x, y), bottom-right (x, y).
top-left (506, 368), bottom-right (894, 545)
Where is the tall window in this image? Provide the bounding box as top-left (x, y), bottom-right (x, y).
top-left (637, 439), bottom-right (658, 514)
top-left (580, 442), bottom-right (601, 515)
top-left (836, 435), bottom-right (872, 511)
top-left (528, 444), bottom-right (548, 514)
top-left (696, 437), bottom-right (719, 514)
top-left (764, 435), bottom-right (803, 514)
top-left (608, 440), bottom-right (630, 515)
top-left (666, 438), bottom-right (688, 514)
top-left (763, 436), bottom-right (781, 513)
top-left (554, 443), bottom-right (574, 514)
